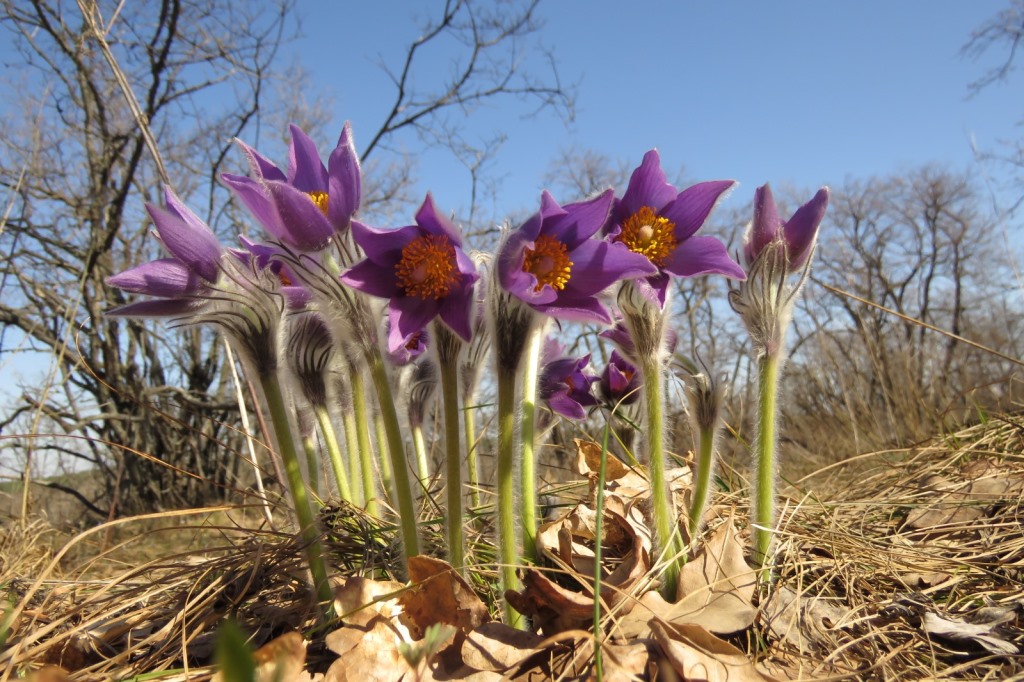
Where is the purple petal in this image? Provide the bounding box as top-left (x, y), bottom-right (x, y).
top-left (415, 194), bottom-right (463, 246)
top-left (746, 184), bottom-right (782, 263)
top-left (223, 174), bottom-right (289, 241)
top-left (327, 121), bottom-right (361, 232)
top-left (286, 124), bottom-right (328, 193)
top-left (546, 391), bottom-right (587, 420)
top-left (107, 259), bottom-right (201, 297)
top-left (281, 285), bottom-right (312, 309)
top-left (660, 180), bottom-right (736, 241)
top-left (388, 295), bottom-right (441, 353)
top-left (438, 279), bottom-right (477, 342)
top-left (497, 230), bottom-right (559, 306)
top-left (233, 137), bottom-right (286, 183)
top-left (267, 181), bottom-right (335, 251)
top-left (148, 190), bottom-right (222, 282)
top-left (550, 189), bottom-right (614, 249)
top-left (339, 258), bottom-right (401, 298)
top-left (663, 235), bottom-right (746, 280)
top-left (106, 298), bottom-right (201, 318)
top-left (783, 187), bottom-right (829, 269)
top-left (563, 239), bottom-right (658, 296)
top-left (532, 294), bottom-right (613, 324)
top-left (635, 272), bottom-right (671, 307)
top-left (618, 150), bottom-right (677, 218)
top-left (350, 221), bottom-right (419, 264)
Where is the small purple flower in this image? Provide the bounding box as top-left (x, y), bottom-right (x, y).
top-left (107, 187), bottom-right (223, 317)
top-left (386, 328), bottom-right (429, 366)
top-left (340, 194), bottom-right (478, 354)
top-left (610, 150), bottom-right (745, 305)
top-left (223, 123), bottom-right (361, 251)
top-left (744, 184), bottom-right (829, 269)
top-left (599, 317), bottom-right (679, 365)
top-left (538, 341), bottom-right (599, 420)
top-left (497, 190), bottom-right (656, 324)
top-left (599, 350), bottom-right (641, 407)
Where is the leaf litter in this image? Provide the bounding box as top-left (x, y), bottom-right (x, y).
top-left (6, 415), bottom-right (1024, 680)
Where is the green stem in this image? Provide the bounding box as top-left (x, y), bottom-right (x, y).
top-left (367, 348), bottom-right (421, 565)
top-left (260, 373), bottom-right (334, 615)
top-left (340, 403), bottom-right (363, 506)
top-left (351, 369), bottom-right (378, 516)
top-left (688, 426), bottom-right (716, 537)
top-left (496, 368), bottom-right (524, 628)
top-left (374, 410), bottom-right (393, 499)
top-left (640, 354), bottom-right (683, 601)
top-left (301, 433), bottom-right (322, 503)
top-left (592, 416), bottom-right (611, 681)
top-left (519, 326), bottom-right (544, 564)
top-left (412, 422), bottom-right (430, 486)
top-left (316, 404), bottom-right (352, 503)
top-left (753, 353), bottom-right (780, 568)
top-left (438, 337), bottom-right (465, 572)
top-left (464, 395), bottom-right (481, 510)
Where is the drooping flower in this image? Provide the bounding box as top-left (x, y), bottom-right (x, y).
top-left (107, 187), bottom-right (223, 317)
top-left (497, 190), bottom-right (656, 324)
top-left (538, 340), bottom-right (598, 420)
top-left (610, 150), bottom-right (745, 305)
top-left (223, 123), bottom-right (361, 251)
top-left (340, 194), bottom-right (478, 354)
top-left (743, 184), bottom-right (829, 269)
top-left (599, 350), bottom-right (641, 407)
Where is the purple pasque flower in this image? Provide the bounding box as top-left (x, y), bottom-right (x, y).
top-left (107, 186), bottom-right (223, 317)
top-left (497, 190), bottom-right (656, 324)
top-left (538, 340), bottom-right (599, 420)
top-left (744, 184), bottom-right (829, 269)
top-left (340, 194), bottom-right (478, 354)
top-left (599, 316), bottom-right (679, 365)
top-left (599, 350), bottom-right (641, 407)
top-left (610, 150), bottom-right (745, 306)
top-left (223, 123), bottom-right (361, 251)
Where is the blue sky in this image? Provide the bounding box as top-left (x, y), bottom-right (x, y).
top-left (288, 1), bottom-right (1022, 225)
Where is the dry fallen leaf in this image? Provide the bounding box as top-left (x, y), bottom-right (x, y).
top-left (460, 622), bottom-right (547, 673)
top-left (651, 618), bottom-right (780, 682)
top-left (251, 632), bottom-right (307, 682)
top-left (401, 555), bottom-right (490, 637)
top-left (921, 611), bottom-right (1020, 656)
top-left (764, 586), bottom-right (851, 655)
top-left (323, 616), bottom-right (414, 682)
top-left (616, 521), bottom-right (756, 638)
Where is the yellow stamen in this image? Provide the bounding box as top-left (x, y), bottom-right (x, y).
top-left (395, 234), bottom-right (460, 299)
top-left (307, 191), bottom-right (329, 216)
top-left (616, 206), bottom-right (677, 267)
top-left (523, 234), bottom-right (573, 291)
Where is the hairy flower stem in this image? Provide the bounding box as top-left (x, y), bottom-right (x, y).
top-left (435, 323), bottom-right (466, 572)
top-left (519, 326), bottom-right (545, 564)
top-left (496, 368), bottom-right (524, 628)
top-left (315, 405), bottom-right (352, 503)
top-left (260, 373), bottom-right (335, 615)
top-left (688, 428), bottom-right (716, 537)
top-left (351, 370), bottom-right (377, 516)
top-left (411, 423), bottom-right (430, 485)
top-left (340, 406), bottom-right (363, 505)
top-left (464, 401), bottom-right (481, 510)
top-left (367, 349), bottom-right (421, 566)
top-left (301, 434), bottom-right (322, 503)
top-left (374, 411), bottom-right (393, 497)
top-left (592, 417), bottom-right (612, 680)
top-left (753, 352), bottom-right (780, 569)
top-left (641, 354), bottom-right (683, 600)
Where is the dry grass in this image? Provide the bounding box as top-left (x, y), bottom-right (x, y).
top-left (2, 415), bottom-right (1023, 681)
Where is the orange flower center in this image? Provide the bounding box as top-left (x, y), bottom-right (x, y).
top-left (308, 191), bottom-right (329, 216)
top-left (395, 234), bottom-right (460, 299)
top-left (523, 234), bottom-right (573, 291)
top-left (616, 206), bottom-right (677, 267)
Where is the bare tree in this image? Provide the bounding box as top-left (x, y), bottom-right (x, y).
top-left (962, 0), bottom-right (1024, 213)
top-left (0, 0), bottom-right (576, 518)
top-left (785, 167), bottom-right (1022, 456)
